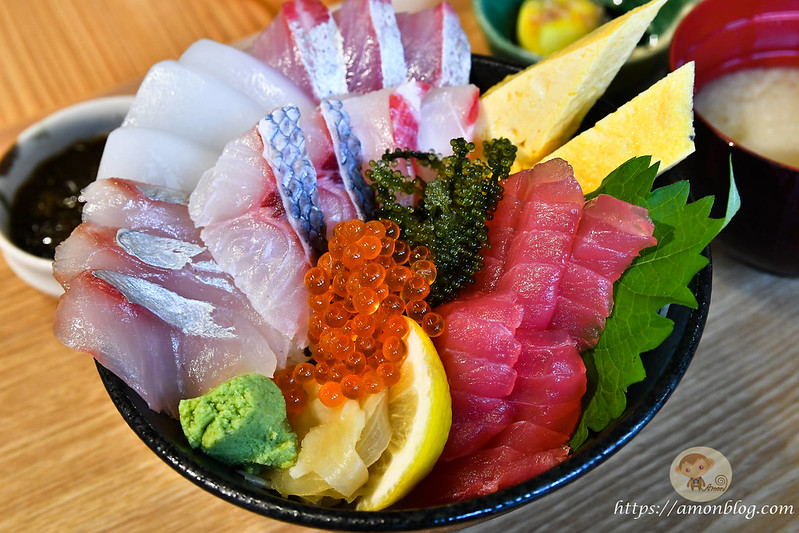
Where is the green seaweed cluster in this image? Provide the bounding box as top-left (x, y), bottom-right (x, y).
top-left (366, 138), bottom-right (516, 306)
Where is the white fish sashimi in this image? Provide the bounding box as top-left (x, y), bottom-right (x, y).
top-left (55, 270), bottom-right (181, 416)
top-left (249, 0), bottom-right (348, 101)
top-left (417, 84), bottom-right (480, 156)
top-left (54, 179), bottom-right (290, 416)
top-left (189, 126), bottom-right (312, 350)
top-left (122, 60), bottom-right (265, 151)
top-left (179, 39), bottom-right (315, 118)
top-left (80, 178), bottom-right (197, 242)
top-left (334, 0), bottom-right (407, 93)
top-left (96, 127), bottom-right (219, 191)
top-left (340, 81), bottom-right (429, 169)
top-left (54, 225), bottom-right (287, 371)
top-left (395, 2), bottom-right (470, 87)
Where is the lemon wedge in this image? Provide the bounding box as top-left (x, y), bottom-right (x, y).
top-left (356, 317), bottom-right (452, 511)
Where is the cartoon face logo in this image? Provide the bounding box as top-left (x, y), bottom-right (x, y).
top-left (669, 447), bottom-right (731, 502)
top-left (675, 453), bottom-right (715, 491)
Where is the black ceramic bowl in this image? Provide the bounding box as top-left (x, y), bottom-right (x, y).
top-left (97, 55), bottom-right (712, 531)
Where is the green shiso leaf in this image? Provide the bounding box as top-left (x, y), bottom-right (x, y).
top-left (570, 156), bottom-right (738, 449)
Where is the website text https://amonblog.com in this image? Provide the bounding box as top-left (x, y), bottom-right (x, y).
top-left (611, 446), bottom-right (794, 523)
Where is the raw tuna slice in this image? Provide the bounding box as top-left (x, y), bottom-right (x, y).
top-left (179, 39), bottom-right (314, 118)
top-left (96, 127), bottom-right (220, 192)
top-left (434, 292), bottom-right (524, 461)
top-left (549, 194), bottom-right (656, 349)
top-left (443, 391), bottom-right (514, 461)
top-left (121, 60), bottom-right (265, 151)
top-left (420, 159), bottom-right (659, 505)
top-left (417, 84), bottom-right (479, 156)
top-left (249, 0), bottom-right (347, 101)
top-left (506, 329), bottom-right (586, 410)
top-left (404, 443), bottom-right (567, 507)
top-left (334, 0), bottom-right (407, 93)
top-left (570, 194), bottom-right (658, 280)
top-left (394, 2), bottom-right (470, 87)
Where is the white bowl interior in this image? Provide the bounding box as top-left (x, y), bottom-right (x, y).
top-left (0, 95), bottom-right (134, 296)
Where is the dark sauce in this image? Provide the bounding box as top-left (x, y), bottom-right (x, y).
top-left (9, 134), bottom-right (107, 259)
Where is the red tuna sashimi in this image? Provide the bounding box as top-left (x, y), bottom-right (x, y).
top-left (404, 442), bottom-right (567, 507)
top-left (411, 328), bottom-right (584, 504)
top-left (249, 0), bottom-right (347, 101)
top-left (334, 0), bottom-right (407, 93)
top-left (394, 2), bottom-right (470, 87)
top-left (549, 194), bottom-right (656, 350)
top-left (570, 194), bottom-right (658, 280)
top-left (507, 329), bottom-right (586, 410)
top-left (474, 159), bottom-right (583, 296)
top-left (418, 159), bottom-right (657, 505)
top-left (444, 391), bottom-right (514, 461)
top-left (434, 292), bottom-right (524, 460)
top-left (189, 127), bottom-right (311, 349)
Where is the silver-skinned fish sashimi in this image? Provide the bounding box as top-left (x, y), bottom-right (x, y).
top-left (53, 179), bottom-right (287, 417)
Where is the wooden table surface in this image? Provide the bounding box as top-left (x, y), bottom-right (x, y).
top-left (1, 1), bottom-right (797, 531)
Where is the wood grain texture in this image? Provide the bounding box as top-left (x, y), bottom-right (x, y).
top-left (0, 1), bottom-right (795, 532)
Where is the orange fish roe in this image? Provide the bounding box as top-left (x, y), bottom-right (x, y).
top-left (276, 218), bottom-right (445, 411)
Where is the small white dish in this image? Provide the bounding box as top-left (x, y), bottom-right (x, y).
top-left (0, 95), bottom-right (134, 297)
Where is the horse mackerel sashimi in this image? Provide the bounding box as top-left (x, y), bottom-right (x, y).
top-left (52, 178), bottom-right (288, 417)
top-left (406, 159), bottom-right (656, 505)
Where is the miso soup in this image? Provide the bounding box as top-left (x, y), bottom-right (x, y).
top-left (694, 66), bottom-right (799, 168)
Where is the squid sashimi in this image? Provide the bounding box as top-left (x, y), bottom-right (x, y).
top-left (394, 1), bottom-right (470, 87)
top-left (249, 0), bottom-right (348, 101)
top-left (412, 159), bottom-right (656, 504)
top-left (179, 39), bottom-right (315, 119)
top-left (334, 0), bottom-right (407, 93)
top-left (96, 127), bottom-right (219, 192)
top-left (121, 60), bottom-right (265, 151)
top-left (53, 180), bottom-right (287, 417)
top-left (417, 84), bottom-right (479, 156)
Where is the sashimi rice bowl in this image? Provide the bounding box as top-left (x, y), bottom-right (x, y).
top-left (53, 0), bottom-right (735, 529)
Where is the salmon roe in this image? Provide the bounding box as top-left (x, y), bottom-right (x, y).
top-left (276, 218), bottom-right (445, 411)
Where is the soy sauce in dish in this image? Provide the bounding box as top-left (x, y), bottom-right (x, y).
top-left (9, 134), bottom-right (107, 259)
